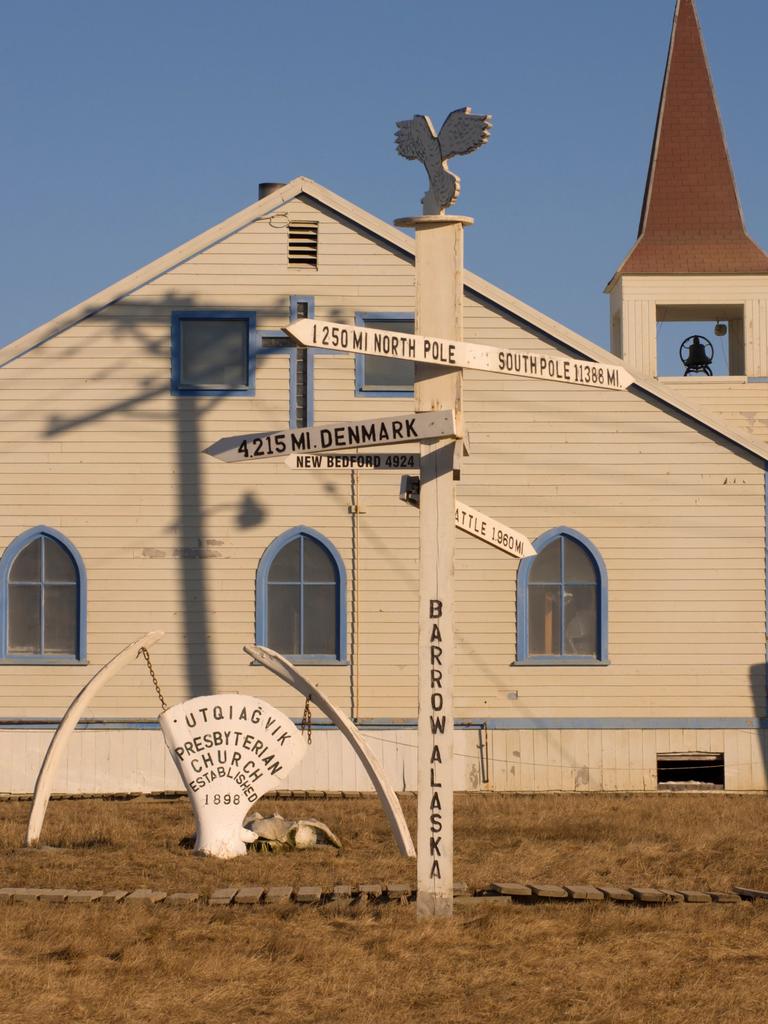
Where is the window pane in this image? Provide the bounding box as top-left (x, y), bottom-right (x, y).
top-left (8, 584), bottom-right (41, 654)
top-left (564, 539), bottom-right (597, 584)
top-left (269, 538), bottom-right (301, 582)
top-left (362, 355), bottom-right (415, 390)
top-left (267, 583), bottom-right (301, 653)
top-left (44, 537), bottom-right (77, 583)
top-left (564, 585), bottom-right (597, 657)
top-left (361, 319), bottom-right (414, 391)
top-left (364, 319), bottom-right (414, 334)
top-left (10, 539), bottom-right (41, 583)
top-left (303, 584), bottom-right (337, 656)
top-left (528, 585), bottom-right (561, 656)
top-left (303, 537), bottom-right (336, 582)
top-left (44, 584), bottom-right (78, 655)
top-left (179, 319), bottom-right (248, 389)
top-left (529, 539), bottom-right (561, 583)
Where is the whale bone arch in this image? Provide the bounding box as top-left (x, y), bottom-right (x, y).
top-left (25, 630), bottom-right (165, 847)
top-left (244, 644), bottom-right (415, 858)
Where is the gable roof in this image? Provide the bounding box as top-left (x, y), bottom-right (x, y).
top-left (612, 0), bottom-right (768, 281)
top-left (3, 176), bottom-right (768, 465)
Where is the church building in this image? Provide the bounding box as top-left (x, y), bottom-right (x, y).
top-left (1, 0), bottom-right (766, 794)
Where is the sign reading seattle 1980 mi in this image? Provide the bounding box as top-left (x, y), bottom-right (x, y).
top-left (285, 319), bottom-right (634, 391)
top-left (204, 410), bottom-right (458, 463)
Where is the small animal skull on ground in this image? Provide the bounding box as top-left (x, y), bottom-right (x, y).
top-left (243, 812), bottom-right (342, 851)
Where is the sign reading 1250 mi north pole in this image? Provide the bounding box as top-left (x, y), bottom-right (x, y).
top-left (284, 319), bottom-right (634, 391)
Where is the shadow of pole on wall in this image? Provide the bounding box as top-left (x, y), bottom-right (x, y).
top-left (749, 661), bottom-right (768, 791)
top-left (39, 291), bottom-right (286, 701)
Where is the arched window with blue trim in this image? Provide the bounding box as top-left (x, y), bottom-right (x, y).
top-left (256, 527), bottom-right (346, 664)
top-left (517, 528), bottom-right (607, 664)
top-left (1, 527), bottom-right (87, 663)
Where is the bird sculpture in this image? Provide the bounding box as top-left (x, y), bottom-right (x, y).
top-left (395, 107), bottom-right (492, 215)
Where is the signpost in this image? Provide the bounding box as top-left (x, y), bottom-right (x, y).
top-left (284, 451), bottom-right (420, 471)
top-left (204, 410), bottom-right (457, 463)
top-left (284, 318), bottom-right (634, 392)
top-left (455, 502), bottom-right (535, 558)
top-left (203, 107), bottom-right (636, 917)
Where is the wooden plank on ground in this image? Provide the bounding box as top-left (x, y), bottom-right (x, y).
top-left (629, 887), bottom-right (667, 904)
top-left (165, 893), bottom-right (200, 905)
top-left (125, 889), bottom-right (167, 904)
top-left (358, 883), bottom-right (383, 899)
top-left (564, 885), bottom-right (605, 901)
top-left (597, 885), bottom-right (634, 902)
top-left (386, 884), bottom-right (412, 902)
top-left (295, 887), bottom-right (323, 904)
top-left (38, 889), bottom-right (73, 903)
top-left (264, 886), bottom-right (294, 904)
top-left (707, 891), bottom-right (742, 904)
top-left (677, 891), bottom-right (712, 903)
top-left (530, 884), bottom-right (569, 899)
top-left (658, 890), bottom-right (685, 904)
top-left (234, 887), bottom-right (264, 905)
top-left (208, 888), bottom-right (238, 907)
top-left (733, 886), bottom-right (768, 900)
top-left (67, 890), bottom-right (104, 903)
top-left (491, 882), bottom-right (533, 897)
top-left (10, 889), bottom-right (45, 903)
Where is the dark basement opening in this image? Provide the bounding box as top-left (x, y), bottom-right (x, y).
top-left (656, 752), bottom-right (725, 791)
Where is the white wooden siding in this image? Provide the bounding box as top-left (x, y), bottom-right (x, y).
top-left (0, 196), bottom-right (764, 743)
top-left (3, 727), bottom-right (766, 794)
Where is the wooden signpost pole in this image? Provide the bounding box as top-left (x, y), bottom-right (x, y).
top-left (396, 214), bottom-right (471, 918)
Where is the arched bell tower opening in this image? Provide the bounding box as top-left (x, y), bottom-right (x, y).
top-left (607, 0), bottom-right (768, 383)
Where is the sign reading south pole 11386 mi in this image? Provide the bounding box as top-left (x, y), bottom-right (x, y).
top-left (284, 319), bottom-right (634, 391)
top-left (204, 410), bottom-right (457, 463)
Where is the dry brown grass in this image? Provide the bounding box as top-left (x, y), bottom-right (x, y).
top-left (3, 795), bottom-right (768, 1023)
top-left (1, 901), bottom-right (768, 1024)
top-left (1, 792), bottom-right (767, 893)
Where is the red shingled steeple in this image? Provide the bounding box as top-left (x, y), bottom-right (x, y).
top-left (614, 0), bottom-right (768, 278)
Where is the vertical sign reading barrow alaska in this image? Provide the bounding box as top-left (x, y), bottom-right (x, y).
top-left (160, 695), bottom-right (306, 859)
top-left (426, 597), bottom-right (448, 887)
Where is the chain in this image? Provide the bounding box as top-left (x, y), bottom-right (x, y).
top-left (139, 647), bottom-right (167, 712)
top-left (300, 696), bottom-right (312, 745)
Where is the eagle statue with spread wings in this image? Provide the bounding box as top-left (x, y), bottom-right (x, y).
top-left (395, 107), bottom-right (492, 215)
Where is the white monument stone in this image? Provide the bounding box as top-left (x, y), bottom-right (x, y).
top-left (160, 694), bottom-right (306, 859)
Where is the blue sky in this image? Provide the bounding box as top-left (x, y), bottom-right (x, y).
top-left (2, 0), bottom-right (768, 372)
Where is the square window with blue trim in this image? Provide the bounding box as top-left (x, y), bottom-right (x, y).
top-left (355, 314), bottom-right (415, 396)
top-left (171, 312), bottom-right (257, 395)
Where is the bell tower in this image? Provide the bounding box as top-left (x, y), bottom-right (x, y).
top-left (607, 0), bottom-right (768, 381)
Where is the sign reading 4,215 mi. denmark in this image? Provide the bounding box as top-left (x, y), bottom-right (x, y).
top-left (204, 410), bottom-right (458, 463)
top-left (284, 319), bottom-right (634, 391)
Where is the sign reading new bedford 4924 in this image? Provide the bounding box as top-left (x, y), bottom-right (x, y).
top-left (160, 694), bottom-right (306, 859)
top-left (285, 319), bottom-right (634, 391)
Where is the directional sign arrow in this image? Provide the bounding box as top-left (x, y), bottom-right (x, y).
top-left (204, 410), bottom-right (458, 463)
top-left (455, 501), bottom-right (535, 558)
top-left (284, 318), bottom-right (634, 391)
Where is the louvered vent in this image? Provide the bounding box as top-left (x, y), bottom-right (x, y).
top-left (288, 221), bottom-right (318, 268)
